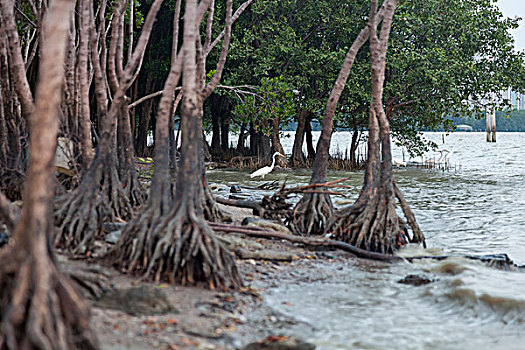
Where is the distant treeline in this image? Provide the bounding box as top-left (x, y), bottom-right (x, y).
top-left (450, 111), bottom-right (525, 132)
top-left (284, 111), bottom-right (525, 133)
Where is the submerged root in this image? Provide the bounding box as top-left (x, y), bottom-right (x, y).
top-left (110, 201), bottom-right (242, 290)
top-left (0, 248), bottom-right (99, 349)
top-left (291, 193), bottom-right (334, 236)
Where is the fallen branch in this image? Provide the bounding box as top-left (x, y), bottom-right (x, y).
top-left (215, 196), bottom-right (263, 215)
top-left (209, 222), bottom-right (402, 262)
top-left (300, 190), bottom-right (347, 197)
top-left (210, 223), bottom-right (521, 269)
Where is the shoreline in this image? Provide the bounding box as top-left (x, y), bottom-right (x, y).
top-left (78, 205), bottom-right (344, 349)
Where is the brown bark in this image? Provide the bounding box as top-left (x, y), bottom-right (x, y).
top-left (111, 0), bottom-right (241, 290)
top-left (210, 93), bottom-right (223, 156)
top-left (0, 1), bottom-right (32, 200)
top-left (271, 117), bottom-right (287, 167)
top-left (290, 108), bottom-right (308, 167)
top-left (135, 74), bottom-right (154, 156)
top-left (304, 114), bottom-right (315, 160)
top-left (237, 122), bottom-right (248, 152)
top-left (327, 0), bottom-right (425, 253)
top-left (55, 0), bottom-right (164, 254)
top-left (78, 0), bottom-right (93, 169)
top-left (349, 120), bottom-right (360, 168)
top-left (0, 0), bottom-right (99, 347)
top-left (220, 107), bottom-right (230, 151)
top-left (0, 0), bottom-right (35, 121)
top-left (292, 3), bottom-right (390, 235)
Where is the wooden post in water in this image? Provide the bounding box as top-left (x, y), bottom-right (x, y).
top-left (486, 109), bottom-right (496, 142)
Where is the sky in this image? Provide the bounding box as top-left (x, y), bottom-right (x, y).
top-left (498, 0), bottom-right (525, 51)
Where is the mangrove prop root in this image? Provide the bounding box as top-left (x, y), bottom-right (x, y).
top-left (202, 180), bottom-right (232, 223)
top-left (54, 165), bottom-right (133, 254)
top-left (327, 188), bottom-right (410, 254)
top-left (286, 178), bottom-right (351, 236)
top-left (291, 192), bottom-right (334, 236)
top-left (110, 201), bottom-right (242, 290)
top-left (394, 182), bottom-right (426, 247)
top-left (0, 249), bottom-right (100, 349)
top-left (60, 260), bottom-right (112, 300)
top-left (0, 192), bottom-right (19, 232)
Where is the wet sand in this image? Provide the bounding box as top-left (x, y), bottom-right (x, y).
top-left (78, 205), bottom-right (344, 349)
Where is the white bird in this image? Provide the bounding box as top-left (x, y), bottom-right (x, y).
top-left (392, 158), bottom-right (407, 167)
top-left (249, 152), bottom-right (286, 179)
top-left (437, 148), bottom-right (454, 163)
top-left (444, 150), bottom-right (455, 163)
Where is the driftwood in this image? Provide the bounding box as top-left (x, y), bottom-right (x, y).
top-left (215, 177), bottom-right (352, 227)
top-left (209, 222), bottom-right (522, 269)
top-left (209, 222), bottom-right (402, 262)
top-left (215, 196), bottom-right (264, 215)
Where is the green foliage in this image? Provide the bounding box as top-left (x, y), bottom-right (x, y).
top-left (233, 76), bottom-right (296, 134)
top-left (450, 110), bottom-right (525, 132)
top-left (384, 0), bottom-right (525, 152)
top-left (137, 157), bottom-right (154, 179)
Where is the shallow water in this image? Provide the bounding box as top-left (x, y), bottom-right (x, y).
top-left (207, 132), bottom-right (525, 349)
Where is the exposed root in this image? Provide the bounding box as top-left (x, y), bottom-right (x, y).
top-left (0, 192), bottom-right (19, 232)
top-left (0, 248), bottom-right (100, 349)
top-left (54, 159), bottom-right (132, 254)
top-left (394, 182), bottom-right (426, 247)
top-left (121, 168), bottom-right (146, 208)
top-left (58, 257), bottom-right (113, 300)
top-left (202, 177), bottom-right (232, 223)
top-left (327, 181), bottom-right (423, 254)
top-left (0, 170), bottom-right (25, 201)
top-left (54, 185), bottom-right (102, 255)
top-left (291, 192), bottom-right (334, 236)
top-left (110, 200), bottom-right (242, 290)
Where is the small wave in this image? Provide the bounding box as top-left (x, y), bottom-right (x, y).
top-left (443, 287), bottom-right (525, 323)
top-left (426, 259), bottom-right (470, 275)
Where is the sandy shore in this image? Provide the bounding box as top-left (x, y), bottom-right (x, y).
top-left (72, 205), bottom-right (346, 349)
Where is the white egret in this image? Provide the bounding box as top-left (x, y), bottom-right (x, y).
top-left (249, 152), bottom-right (286, 179)
top-left (444, 150), bottom-right (455, 163)
top-left (438, 148), bottom-right (454, 163)
top-left (392, 158), bottom-right (407, 167)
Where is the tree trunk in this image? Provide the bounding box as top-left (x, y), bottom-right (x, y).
top-left (111, 0), bottom-right (241, 290)
top-left (237, 121), bottom-right (247, 152)
top-left (135, 74), bottom-right (154, 156)
top-left (250, 121), bottom-right (271, 163)
top-left (220, 104), bottom-right (230, 151)
top-left (0, 1), bottom-right (32, 200)
top-left (210, 93), bottom-right (222, 156)
top-left (304, 114), bottom-right (315, 161)
top-left (0, 0), bottom-right (99, 347)
top-left (349, 121), bottom-right (359, 168)
top-left (271, 117), bottom-right (287, 167)
top-left (117, 101), bottom-right (145, 206)
top-left (292, 1), bottom-right (387, 235)
top-left (327, 0), bottom-right (425, 253)
top-left (290, 108), bottom-right (308, 167)
top-left (78, 0), bottom-right (93, 169)
top-left (54, 0), bottom-right (163, 254)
